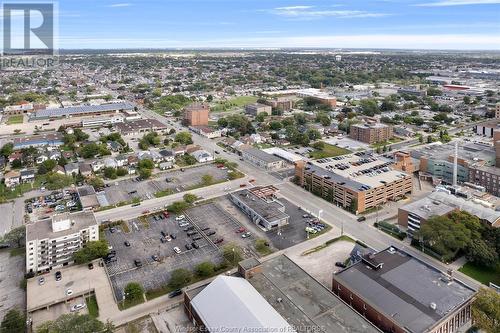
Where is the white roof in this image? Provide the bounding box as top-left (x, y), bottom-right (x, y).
top-left (263, 147), bottom-right (303, 163)
top-left (191, 276), bottom-right (295, 333)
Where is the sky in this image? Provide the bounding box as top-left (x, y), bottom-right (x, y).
top-left (5, 0), bottom-right (500, 50)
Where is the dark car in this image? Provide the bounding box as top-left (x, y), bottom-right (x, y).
top-left (168, 289), bottom-right (182, 298)
top-left (201, 227), bottom-right (210, 231)
top-left (205, 231), bottom-right (216, 236)
top-left (124, 241), bottom-right (131, 247)
top-left (192, 236), bottom-right (203, 241)
top-left (191, 242), bottom-right (200, 249)
top-left (134, 259), bottom-right (142, 267)
top-left (185, 243), bottom-right (192, 250)
top-left (160, 230), bottom-right (167, 237)
top-left (55, 271), bottom-right (62, 281)
top-left (151, 255), bottom-right (160, 262)
top-left (160, 237), bottom-right (167, 243)
top-left (357, 216), bottom-right (366, 222)
top-left (335, 262), bottom-right (347, 268)
top-left (88, 263), bottom-right (94, 270)
top-left (214, 238), bottom-right (224, 244)
top-left (170, 234), bottom-right (177, 240)
top-left (187, 231), bottom-right (198, 237)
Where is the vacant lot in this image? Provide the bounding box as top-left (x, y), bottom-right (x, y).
top-left (212, 96), bottom-right (258, 112)
top-left (6, 115), bottom-right (23, 125)
top-left (309, 143), bottom-right (351, 159)
top-left (0, 250), bottom-right (26, 323)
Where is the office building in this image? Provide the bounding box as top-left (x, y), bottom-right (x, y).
top-left (184, 255), bottom-right (380, 333)
top-left (183, 103), bottom-right (209, 126)
top-left (26, 211), bottom-right (99, 274)
top-left (349, 123), bottom-right (393, 144)
top-left (295, 152), bottom-right (412, 214)
top-left (332, 246), bottom-right (476, 333)
top-left (230, 186), bottom-right (289, 230)
top-left (240, 146), bottom-right (284, 171)
top-left (244, 103), bottom-right (272, 116)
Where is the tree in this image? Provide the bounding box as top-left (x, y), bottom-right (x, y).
top-left (36, 314), bottom-right (112, 333)
top-left (222, 244), bottom-right (242, 266)
top-left (168, 268), bottom-right (192, 289)
top-left (138, 168), bottom-right (152, 179)
top-left (306, 129), bottom-right (321, 141)
top-left (37, 159), bottom-right (57, 175)
top-left (269, 121), bottom-right (282, 131)
top-left (103, 167), bottom-right (117, 179)
top-left (427, 87), bottom-right (443, 96)
top-left (80, 143), bottom-right (100, 159)
top-left (315, 113), bottom-right (331, 126)
top-left (183, 193), bottom-right (198, 204)
top-left (312, 141), bottom-right (325, 150)
top-left (195, 261), bottom-right (215, 277)
top-left (11, 159), bottom-right (22, 168)
top-left (0, 143), bottom-right (13, 158)
top-left (349, 199), bottom-right (358, 214)
top-left (471, 288), bottom-right (500, 333)
top-left (167, 201), bottom-right (190, 214)
top-left (360, 99), bottom-right (379, 116)
top-left (116, 167), bottom-right (127, 177)
top-left (1, 226), bottom-right (25, 248)
top-left (88, 177), bottom-right (104, 189)
top-left (0, 308), bottom-right (25, 333)
top-left (174, 132), bottom-right (193, 145)
top-left (124, 282), bottom-right (144, 301)
top-left (255, 112), bottom-right (268, 123)
top-left (466, 240), bottom-right (498, 267)
top-left (294, 113), bottom-right (307, 126)
top-left (137, 159), bottom-right (154, 170)
top-left (73, 240), bottom-right (109, 264)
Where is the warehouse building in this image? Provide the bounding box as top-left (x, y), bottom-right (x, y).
top-left (26, 211), bottom-right (99, 274)
top-left (332, 246), bottom-right (476, 333)
top-left (30, 102), bottom-right (135, 120)
top-left (295, 152), bottom-right (412, 214)
top-left (114, 118), bottom-right (168, 135)
top-left (240, 146), bottom-right (284, 171)
top-left (230, 186), bottom-right (289, 230)
top-left (13, 132), bottom-right (64, 150)
top-left (184, 255), bottom-right (380, 333)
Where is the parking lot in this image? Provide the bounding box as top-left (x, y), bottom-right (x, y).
top-left (104, 211), bottom-right (222, 299)
top-left (0, 250), bottom-right (25, 323)
top-left (25, 189), bottom-right (81, 221)
top-left (102, 164), bottom-right (231, 206)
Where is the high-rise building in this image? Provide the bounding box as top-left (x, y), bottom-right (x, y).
top-left (26, 211), bottom-right (99, 274)
top-left (183, 103), bottom-right (210, 126)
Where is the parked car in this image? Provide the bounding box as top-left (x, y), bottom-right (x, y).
top-left (335, 262), bottom-right (347, 268)
top-left (168, 289), bottom-right (182, 298)
top-left (55, 271), bottom-right (62, 281)
top-left (124, 241), bottom-right (131, 247)
top-left (191, 242), bottom-right (199, 249)
top-left (160, 231), bottom-right (167, 237)
top-left (70, 303), bottom-right (86, 312)
top-left (88, 263), bottom-right (94, 270)
top-left (163, 211), bottom-right (170, 218)
top-left (173, 247), bottom-right (181, 254)
top-left (160, 237), bottom-right (167, 243)
top-left (192, 236), bottom-right (203, 241)
top-left (66, 289), bottom-right (73, 296)
top-left (241, 232), bottom-right (251, 238)
top-left (357, 216), bottom-right (366, 222)
top-left (134, 259), bottom-right (142, 267)
top-left (236, 227), bottom-right (246, 233)
top-left (38, 277), bottom-right (45, 285)
top-left (187, 231), bottom-right (198, 237)
top-left (170, 234), bottom-right (176, 240)
top-left (214, 238), bottom-right (224, 244)
top-left (151, 255), bottom-right (160, 262)
top-left (185, 243), bottom-right (192, 250)
top-left (205, 230), bottom-right (216, 236)
top-left (175, 215), bottom-right (185, 221)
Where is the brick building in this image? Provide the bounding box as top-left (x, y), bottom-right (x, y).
top-left (183, 103), bottom-right (209, 126)
top-left (349, 123), bottom-right (393, 144)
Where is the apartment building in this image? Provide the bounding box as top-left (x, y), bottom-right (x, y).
top-left (349, 123), bottom-right (393, 144)
top-left (332, 246), bottom-right (476, 333)
top-left (244, 103), bottom-right (272, 116)
top-left (469, 165), bottom-right (500, 197)
top-left (183, 103), bottom-right (209, 126)
top-left (495, 102), bottom-right (500, 119)
top-left (26, 211), bottom-right (99, 274)
top-left (266, 97), bottom-right (294, 111)
top-left (295, 152), bottom-right (412, 214)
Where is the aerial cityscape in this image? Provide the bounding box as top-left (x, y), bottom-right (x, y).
top-left (0, 1), bottom-right (499, 333)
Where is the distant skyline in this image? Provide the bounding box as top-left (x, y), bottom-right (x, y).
top-left (6, 0), bottom-right (500, 50)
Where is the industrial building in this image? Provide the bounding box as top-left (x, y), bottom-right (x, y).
top-left (184, 255), bottom-right (380, 333)
top-left (30, 102), bottom-right (135, 120)
top-left (349, 123), bottom-right (394, 144)
top-left (240, 146), bottom-right (284, 171)
top-left (183, 103), bottom-right (209, 126)
top-left (296, 89), bottom-right (337, 107)
top-left (13, 133), bottom-right (64, 150)
top-left (114, 118), bottom-right (168, 135)
top-left (230, 186), bottom-right (289, 230)
top-left (26, 211), bottom-right (99, 274)
top-left (410, 141), bottom-right (495, 185)
top-left (332, 246), bottom-right (476, 333)
top-left (295, 152), bottom-right (412, 214)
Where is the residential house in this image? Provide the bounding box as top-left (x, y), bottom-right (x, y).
top-left (158, 149), bottom-right (175, 162)
top-left (103, 157), bottom-right (118, 169)
top-left (36, 154), bottom-right (48, 164)
top-left (127, 155), bottom-right (139, 167)
top-left (90, 160), bottom-right (104, 172)
top-left (55, 165), bottom-right (66, 175)
top-left (8, 151), bottom-right (23, 163)
top-left (159, 161), bottom-right (174, 170)
top-left (79, 163), bottom-right (92, 177)
top-left (3, 170), bottom-right (21, 188)
top-left (115, 154), bottom-right (129, 167)
top-left (64, 163), bottom-right (79, 176)
top-left (172, 146), bottom-right (186, 156)
top-left (48, 151), bottom-right (61, 161)
top-left (186, 144), bottom-right (202, 154)
top-left (20, 169), bottom-right (35, 184)
top-left (191, 150), bottom-right (214, 163)
top-left (107, 141), bottom-right (122, 152)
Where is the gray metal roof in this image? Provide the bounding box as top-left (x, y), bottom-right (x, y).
top-left (32, 102), bottom-right (134, 119)
top-left (191, 276), bottom-right (295, 333)
top-left (241, 146), bottom-right (283, 164)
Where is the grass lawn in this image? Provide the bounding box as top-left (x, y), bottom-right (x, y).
top-left (85, 295), bottom-right (99, 317)
top-left (212, 96), bottom-right (258, 112)
top-left (302, 235), bottom-right (354, 256)
top-left (154, 189), bottom-right (174, 198)
top-left (118, 297), bottom-right (144, 311)
top-left (6, 115), bottom-right (23, 125)
top-left (145, 285), bottom-right (174, 301)
top-left (458, 262), bottom-right (500, 286)
top-left (309, 143), bottom-right (351, 159)
top-left (371, 137), bottom-right (403, 149)
top-left (10, 247), bottom-right (25, 257)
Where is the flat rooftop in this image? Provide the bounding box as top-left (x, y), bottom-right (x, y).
top-left (399, 196), bottom-right (456, 220)
top-left (410, 141), bottom-right (495, 165)
top-left (114, 118), bottom-right (167, 133)
top-left (334, 247), bottom-right (476, 333)
top-left (231, 189), bottom-right (289, 223)
top-left (307, 152), bottom-right (410, 190)
top-left (241, 146), bottom-right (283, 164)
top-left (248, 255), bottom-right (380, 333)
top-left (31, 102), bottom-right (134, 119)
top-left (26, 211), bottom-right (97, 241)
top-left (352, 123), bottom-right (390, 129)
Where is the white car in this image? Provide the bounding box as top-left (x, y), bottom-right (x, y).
top-left (173, 247), bottom-right (181, 254)
top-left (66, 289), bottom-right (73, 296)
top-left (70, 303), bottom-right (86, 312)
top-left (38, 277), bottom-right (45, 285)
top-left (175, 215), bottom-right (185, 221)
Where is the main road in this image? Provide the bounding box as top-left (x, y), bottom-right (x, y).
top-left (104, 107), bottom-right (481, 290)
